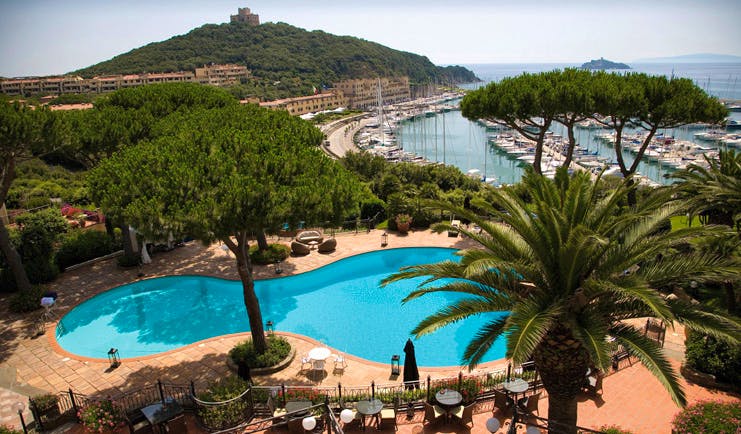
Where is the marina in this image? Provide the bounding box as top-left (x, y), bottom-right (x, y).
top-left (350, 62), bottom-right (741, 186)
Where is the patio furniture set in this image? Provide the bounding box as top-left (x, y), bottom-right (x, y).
top-left (291, 230), bottom-right (337, 255)
top-left (300, 346), bottom-right (348, 378)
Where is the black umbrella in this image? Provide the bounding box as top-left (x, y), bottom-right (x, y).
top-left (403, 338), bottom-right (420, 389)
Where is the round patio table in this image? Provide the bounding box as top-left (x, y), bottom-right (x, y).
top-left (308, 347), bottom-right (331, 361)
top-left (356, 399), bottom-right (383, 430)
top-left (503, 378), bottom-right (529, 408)
top-left (435, 389), bottom-right (462, 407)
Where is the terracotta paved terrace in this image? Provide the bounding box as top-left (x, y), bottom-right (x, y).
top-left (0, 228), bottom-right (738, 433)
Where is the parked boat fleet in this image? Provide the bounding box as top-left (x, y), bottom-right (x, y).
top-left (354, 92), bottom-right (463, 163)
top-left (353, 93), bottom-right (735, 187)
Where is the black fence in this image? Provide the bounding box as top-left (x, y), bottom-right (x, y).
top-left (25, 354), bottom-right (637, 433)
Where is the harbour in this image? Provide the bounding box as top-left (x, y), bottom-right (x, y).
top-left (352, 63), bottom-right (741, 186)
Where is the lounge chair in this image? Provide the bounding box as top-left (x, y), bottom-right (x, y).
top-left (291, 240), bottom-right (311, 256)
top-left (317, 238), bottom-right (337, 253)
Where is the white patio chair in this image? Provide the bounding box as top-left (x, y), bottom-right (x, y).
top-left (333, 353), bottom-right (348, 371)
top-left (300, 355), bottom-right (312, 372)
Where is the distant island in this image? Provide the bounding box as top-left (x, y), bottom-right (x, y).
top-left (633, 53), bottom-right (741, 63)
top-left (581, 57), bottom-right (631, 70)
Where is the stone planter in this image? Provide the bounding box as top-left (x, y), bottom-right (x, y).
top-left (227, 347), bottom-right (296, 377)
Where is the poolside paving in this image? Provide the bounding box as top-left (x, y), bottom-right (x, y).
top-left (0, 228), bottom-right (738, 433)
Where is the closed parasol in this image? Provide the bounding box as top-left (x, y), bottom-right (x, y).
top-left (403, 338), bottom-right (420, 389)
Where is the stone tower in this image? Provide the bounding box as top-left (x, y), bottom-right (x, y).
top-left (230, 7), bottom-right (260, 25)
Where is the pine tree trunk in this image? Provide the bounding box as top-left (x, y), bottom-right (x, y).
top-left (229, 235), bottom-right (267, 353)
top-left (256, 230), bottom-right (269, 251)
top-left (0, 217), bottom-right (32, 291)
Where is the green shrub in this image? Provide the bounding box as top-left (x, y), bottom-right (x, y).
top-left (0, 267), bottom-right (16, 293)
top-left (56, 230), bottom-right (116, 270)
top-left (0, 426), bottom-right (24, 434)
top-left (598, 426), bottom-right (634, 434)
top-left (249, 243), bottom-right (290, 265)
top-left (671, 400), bottom-right (741, 434)
top-left (77, 399), bottom-right (122, 433)
top-left (9, 286), bottom-right (45, 313)
top-left (117, 253), bottom-right (141, 268)
top-left (197, 376), bottom-right (250, 430)
top-left (229, 335), bottom-right (291, 368)
top-left (685, 330), bottom-right (741, 387)
top-left (23, 257), bottom-right (59, 284)
top-left (360, 197), bottom-right (386, 221)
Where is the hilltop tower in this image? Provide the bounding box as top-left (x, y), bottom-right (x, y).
top-left (230, 7), bottom-right (260, 25)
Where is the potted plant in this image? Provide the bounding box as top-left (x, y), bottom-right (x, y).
top-left (395, 214), bottom-right (412, 234)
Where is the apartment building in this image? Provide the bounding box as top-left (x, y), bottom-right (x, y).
top-left (259, 92), bottom-right (347, 116)
top-left (0, 64), bottom-right (250, 96)
top-left (334, 76), bottom-right (411, 109)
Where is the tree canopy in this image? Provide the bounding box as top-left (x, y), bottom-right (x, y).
top-left (461, 69), bottom-right (728, 184)
top-left (89, 102), bottom-right (363, 352)
top-left (0, 100), bottom-right (59, 291)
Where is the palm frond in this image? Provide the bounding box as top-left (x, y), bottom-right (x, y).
top-left (408, 298), bottom-right (506, 336)
top-left (380, 261), bottom-right (464, 287)
top-left (568, 315), bottom-right (612, 373)
top-left (667, 298), bottom-right (741, 342)
top-left (585, 279), bottom-right (673, 322)
top-left (506, 299), bottom-right (560, 364)
top-left (610, 323), bottom-right (686, 406)
top-left (462, 317), bottom-right (510, 368)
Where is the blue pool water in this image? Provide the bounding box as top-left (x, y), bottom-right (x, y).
top-left (56, 247), bottom-right (508, 366)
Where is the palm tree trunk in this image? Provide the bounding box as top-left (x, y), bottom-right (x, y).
top-left (532, 327), bottom-right (591, 434)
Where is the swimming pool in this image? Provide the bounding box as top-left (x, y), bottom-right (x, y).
top-left (56, 247), bottom-right (508, 366)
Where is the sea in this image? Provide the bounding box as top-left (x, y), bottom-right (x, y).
top-left (396, 63), bottom-right (741, 185)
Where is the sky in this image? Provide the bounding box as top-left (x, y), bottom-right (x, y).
top-left (1, 0), bottom-right (740, 77)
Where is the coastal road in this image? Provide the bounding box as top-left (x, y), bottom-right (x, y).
top-left (320, 114), bottom-right (371, 159)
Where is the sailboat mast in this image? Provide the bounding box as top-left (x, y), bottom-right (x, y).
top-left (377, 78), bottom-right (384, 146)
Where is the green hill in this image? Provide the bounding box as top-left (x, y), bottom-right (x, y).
top-left (73, 22), bottom-right (479, 99)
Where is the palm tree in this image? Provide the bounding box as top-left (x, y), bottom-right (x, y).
top-left (382, 169), bottom-right (740, 434)
top-left (672, 149), bottom-right (741, 229)
top-left (671, 149), bottom-right (741, 314)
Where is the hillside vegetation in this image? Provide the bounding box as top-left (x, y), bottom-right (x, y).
top-left (74, 22), bottom-right (478, 98)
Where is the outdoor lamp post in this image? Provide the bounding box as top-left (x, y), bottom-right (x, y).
top-left (391, 354), bottom-right (400, 375)
top-left (381, 232), bottom-right (388, 247)
top-left (266, 320), bottom-right (274, 335)
top-left (107, 348), bottom-right (120, 368)
top-left (15, 401), bottom-right (28, 434)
